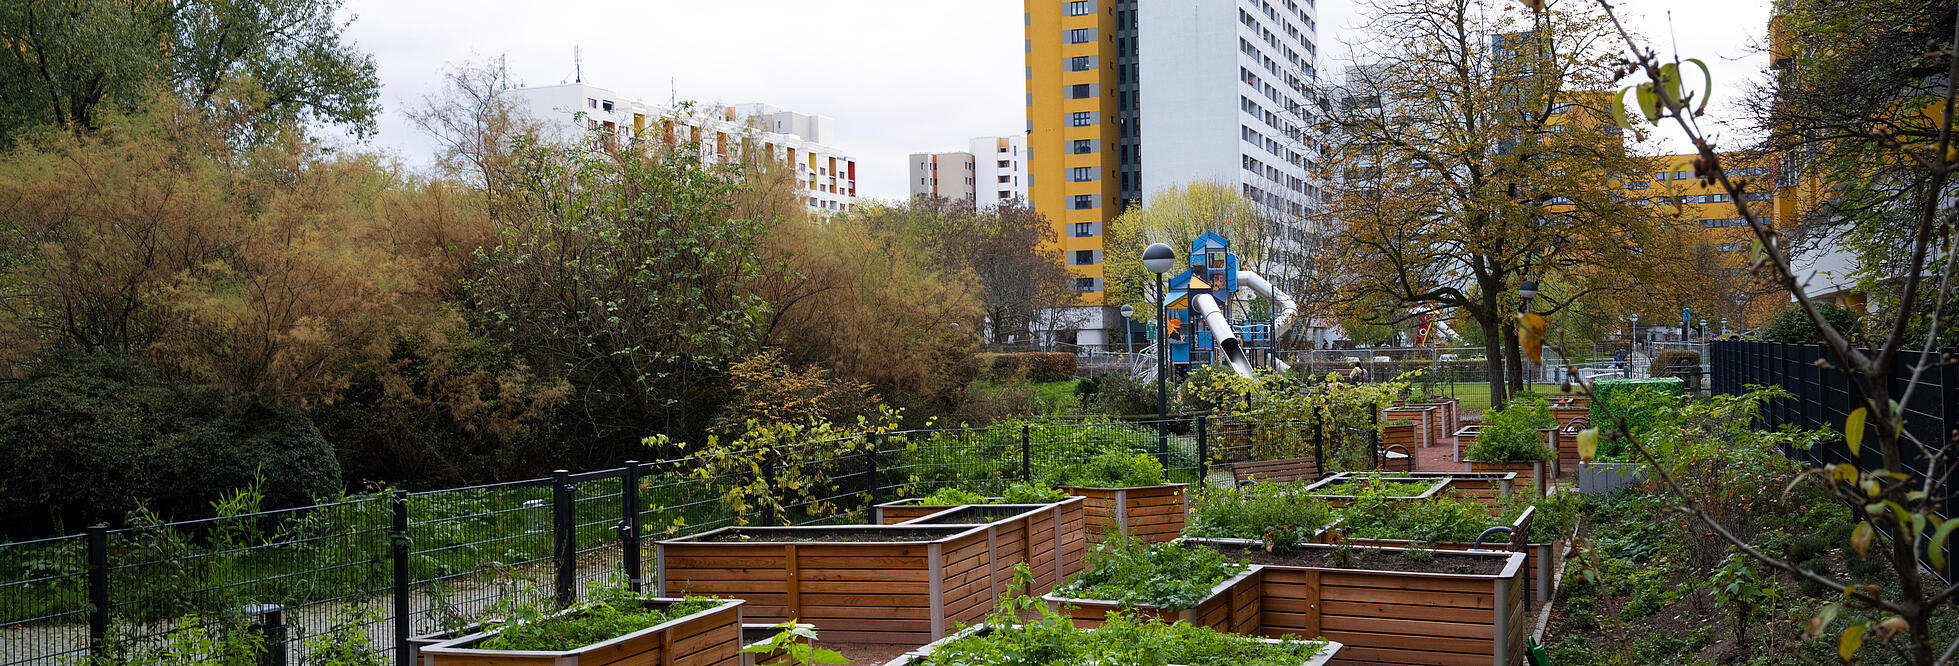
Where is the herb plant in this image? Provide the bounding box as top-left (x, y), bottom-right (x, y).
top-left (1339, 486), bottom-right (1499, 544)
top-left (1184, 482), bottom-right (1335, 544)
top-left (1464, 395), bottom-right (1556, 463)
top-left (917, 482), bottom-right (1069, 505)
top-left (1053, 537), bottom-right (1245, 610)
top-left (478, 588), bottom-right (723, 652)
top-left (1311, 474), bottom-right (1434, 497)
top-left (1042, 450), bottom-right (1165, 488)
top-left (921, 602), bottom-right (1328, 666)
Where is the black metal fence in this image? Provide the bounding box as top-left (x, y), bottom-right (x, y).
top-left (1710, 339), bottom-right (1959, 579)
top-left (2, 416), bottom-right (1260, 666)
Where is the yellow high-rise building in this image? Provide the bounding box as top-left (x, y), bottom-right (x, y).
top-left (1026, 0), bottom-right (1135, 318)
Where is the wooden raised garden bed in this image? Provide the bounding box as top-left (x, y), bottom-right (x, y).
top-left (874, 497), bottom-right (986, 525)
top-left (1380, 406), bottom-right (1435, 448)
top-left (1186, 538), bottom-right (1529, 666)
top-left (1450, 425), bottom-right (1481, 462)
top-left (1297, 474), bottom-right (1449, 509)
top-left (1313, 505), bottom-right (1564, 603)
top-left (1369, 471), bottom-right (1518, 513)
top-left (1380, 420), bottom-right (1421, 451)
top-left (1042, 564), bottom-right (1264, 636)
top-left (895, 498), bottom-right (1088, 596)
top-left (886, 624), bottom-right (1343, 666)
top-left (419, 598), bottom-right (744, 666)
top-left (1389, 404), bottom-right (1447, 448)
top-left (656, 525), bottom-right (990, 644)
top-left (1058, 483), bottom-right (1188, 544)
top-left (1227, 456), bottom-right (1321, 486)
top-left (1462, 459), bottom-right (1548, 496)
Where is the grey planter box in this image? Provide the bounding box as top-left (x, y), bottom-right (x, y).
top-left (1577, 462), bottom-right (1646, 494)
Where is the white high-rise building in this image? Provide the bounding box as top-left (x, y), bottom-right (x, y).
top-left (504, 82), bottom-right (859, 214)
top-left (909, 136), bottom-right (1029, 208)
top-left (971, 135), bottom-right (1030, 207)
top-left (1138, 0), bottom-right (1324, 241)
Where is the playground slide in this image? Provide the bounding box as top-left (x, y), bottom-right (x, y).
top-left (1191, 292), bottom-right (1257, 378)
top-left (1236, 271), bottom-right (1298, 372)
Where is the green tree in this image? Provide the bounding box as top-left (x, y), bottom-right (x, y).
top-left (466, 129), bottom-right (770, 460)
top-left (0, 0), bottom-right (379, 142)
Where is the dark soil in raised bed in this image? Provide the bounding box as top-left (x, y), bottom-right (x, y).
top-left (1201, 542), bottom-right (1510, 575)
top-left (699, 528), bottom-right (960, 542)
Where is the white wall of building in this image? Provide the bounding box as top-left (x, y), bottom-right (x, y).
top-left (504, 82), bottom-right (859, 214)
top-left (970, 135), bottom-right (1030, 208)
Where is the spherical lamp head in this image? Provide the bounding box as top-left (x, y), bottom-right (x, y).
top-left (1120, 304), bottom-right (1135, 318)
top-left (1517, 280), bottom-right (1538, 300)
top-left (1142, 243), bottom-right (1176, 274)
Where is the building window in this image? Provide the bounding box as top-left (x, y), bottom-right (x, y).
top-left (1070, 112), bottom-right (1092, 126)
top-left (1071, 194), bottom-right (1094, 209)
top-left (1074, 277), bottom-right (1098, 292)
top-left (1070, 83), bottom-right (1092, 99)
top-left (1067, 0), bottom-right (1090, 16)
top-left (1069, 166), bottom-right (1092, 181)
top-left (998, 175), bottom-right (1012, 183)
top-left (1068, 56), bottom-right (1094, 71)
top-left (1074, 250), bottom-right (1096, 264)
top-left (1702, 218), bottom-right (1749, 228)
top-left (1073, 222), bottom-right (1093, 237)
top-left (1067, 28), bottom-right (1091, 43)
top-left (1717, 242), bottom-right (1746, 252)
top-left (1072, 139), bottom-right (1093, 154)
top-left (587, 98), bottom-right (597, 109)
top-left (999, 190), bottom-right (1012, 199)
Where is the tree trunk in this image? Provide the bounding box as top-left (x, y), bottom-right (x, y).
top-left (1502, 316), bottom-right (1524, 395)
top-left (1476, 313), bottom-right (1507, 410)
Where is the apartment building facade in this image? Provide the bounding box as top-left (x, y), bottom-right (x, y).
top-left (504, 83), bottom-right (858, 214)
top-left (909, 136), bottom-right (1029, 207)
top-left (1027, 0), bottom-right (1321, 347)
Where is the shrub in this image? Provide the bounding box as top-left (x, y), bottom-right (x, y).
top-left (1043, 449), bottom-right (1166, 488)
top-left (1589, 378), bottom-right (1684, 460)
top-left (0, 353), bottom-right (342, 535)
top-left (1053, 537), bottom-right (1245, 610)
top-left (980, 352), bottom-right (1077, 382)
top-left (1761, 302), bottom-right (1862, 344)
top-left (917, 482), bottom-right (1069, 505)
top-left (1184, 483), bottom-right (1336, 543)
top-left (1089, 371), bottom-right (1160, 418)
top-left (1646, 349), bottom-right (1702, 379)
top-left (1463, 396), bottom-right (1556, 463)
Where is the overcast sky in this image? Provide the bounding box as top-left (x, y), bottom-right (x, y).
top-left (337, 0), bottom-right (1771, 202)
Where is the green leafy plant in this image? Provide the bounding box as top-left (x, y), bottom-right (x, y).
top-left (1340, 485), bottom-right (1502, 544)
top-left (1042, 449), bottom-right (1165, 488)
top-left (1464, 395), bottom-right (1556, 463)
top-left (1711, 548), bottom-right (1777, 648)
top-left (1053, 537), bottom-right (1245, 610)
top-left (302, 607), bottom-right (387, 666)
top-left (917, 487), bottom-right (990, 505)
top-left (917, 482), bottom-right (1069, 506)
top-left (921, 597), bottom-right (1328, 665)
top-left (1184, 482), bottom-right (1336, 544)
top-left (477, 588), bottom-right (723, 652)
top-left (740, 622), bottom-right (848, 666)
top-left (1311, 474), bottom-right (1434, 497)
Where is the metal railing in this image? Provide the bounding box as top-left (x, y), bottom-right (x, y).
top-left (1, 417), bottom-right (1258, 666)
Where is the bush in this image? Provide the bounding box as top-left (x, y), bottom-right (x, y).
top-left (979, 352), bottom-right (1077, 382)
top-left (1647, 349), bottom-right (1702, 381)
top-left (1589, 378), bottom-right (1684, 460)
top-left (1089, 372), bottom-right (1161, 417)
top-left (1185, 483), bottom-right (1336, 544)
top-left (0, 354), bottom-right (342, 535)
top-left (1761, 302), bottom-right (1862, 344)
top-left (1464, 395), bottom-right (1556, 463)
top-left (1043, 449), bottom-right (1166, 488)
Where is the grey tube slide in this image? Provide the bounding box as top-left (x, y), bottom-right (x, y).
top-left (1191, 292), bottom-right (1257, 378)
top-left (1236, 271), bottom-right (1299, 372)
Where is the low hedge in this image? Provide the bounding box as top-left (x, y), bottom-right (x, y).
top-left (1590, 377), bottom-right (1684, 460)
top-left (981, 352), bottom-right (1077, 382)
top-left (1648, 349), bottom-right (1702, 379)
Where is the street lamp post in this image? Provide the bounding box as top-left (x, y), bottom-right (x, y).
top-left (1629, 314), bottom-right (1639, 377)
top-left (1143, 243), bottom-right (1177, 466)
top-left (1120, 304), bottom-right (1135, 356)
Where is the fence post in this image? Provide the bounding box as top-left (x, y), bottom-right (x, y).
top-left (867, 433), bottom-right (883, 511)
top-left (621, 461), bottom-right (641, 593)
top-left (553, 470), bottom-right (575, 607)
top-left (1369, 409), bottom-right (1380, 470)
top-left (243, 604), bottom-right (287, 666)
top-left (1313, 419), bottom-right (1326, 479)
top-left (1020, 426), bottom-right (1032, 483)
top-left (391, 491), bottom-right (410, 666)
top-left (86, 523), bottom-right (108, 655)
top-left (1196, 416), bottom-right (1209, 483)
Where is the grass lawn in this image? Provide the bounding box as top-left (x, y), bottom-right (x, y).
top-left (1436, 382), bottom-right (1576, 412)
top-left (1034, 378), bottom-right (1083, 412)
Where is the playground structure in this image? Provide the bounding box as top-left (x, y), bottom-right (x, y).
top-left (1161, 232), bottom-right (1298, 379)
